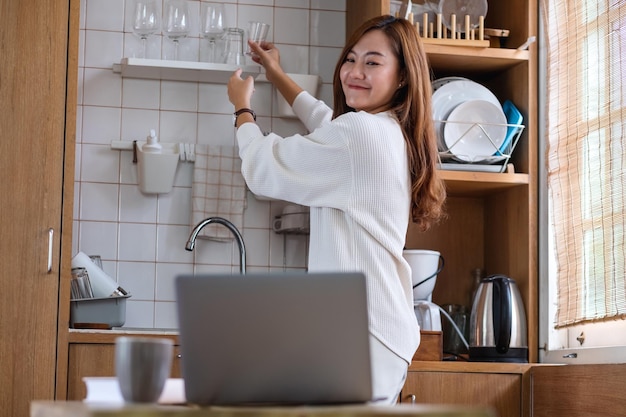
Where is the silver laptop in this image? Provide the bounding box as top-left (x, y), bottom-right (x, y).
top-left (175, 272), bottom-right (373, 406)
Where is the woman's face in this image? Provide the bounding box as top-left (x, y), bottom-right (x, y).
top-left (340, 29), bottom-right (402, 114)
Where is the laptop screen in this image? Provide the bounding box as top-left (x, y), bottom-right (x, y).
top-left (175, 272), bottom-right (372, 406)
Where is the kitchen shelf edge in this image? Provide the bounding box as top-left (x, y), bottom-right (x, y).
top-left (113, 57), bottom-right (261, 83)
top-left (440, 170), bottom-right (529, 196)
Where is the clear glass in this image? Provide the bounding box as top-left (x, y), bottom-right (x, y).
top-left (132, 0), bottom-right (160, 58)
top-left (246, 21), bottom-right (270, 56)
top-left (164, 0), bottom-right (189, 60)
top-left (201, 3), bottom-right (225, 63)
top-left (222, 27), bottom-right (244, 65)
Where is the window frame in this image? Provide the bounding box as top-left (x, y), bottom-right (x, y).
top-left (538, 0), bottom-right (626, 364)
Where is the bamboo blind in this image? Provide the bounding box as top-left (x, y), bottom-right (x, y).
top-left (542, 0), bottom-right (626, 327)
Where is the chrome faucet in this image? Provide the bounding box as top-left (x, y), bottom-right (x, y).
top-left (186, 217), bottom-right (246, 274)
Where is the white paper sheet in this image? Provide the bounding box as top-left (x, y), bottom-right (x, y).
top-left (82, 377), bottom-right (186, 404)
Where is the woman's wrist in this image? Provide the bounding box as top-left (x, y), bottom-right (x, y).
top-left (234, 102), bottom-right (251, 112)
top-left (234, 107), bottom-right (256, 127)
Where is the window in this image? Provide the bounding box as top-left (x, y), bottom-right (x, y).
top-left (540, 0), bottom-right (626, 363)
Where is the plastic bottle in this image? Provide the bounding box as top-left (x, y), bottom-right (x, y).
top-left (142, 129), bottom-right (162, 153)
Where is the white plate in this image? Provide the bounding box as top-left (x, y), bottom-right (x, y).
top-left (432, 79), bottom-right (501, 150)
top-left (439, 0), bottom-right (488, 33)
top-left (432, 76), bottom-right (468, 93)
top-left (443, 99), bottom-right (507, 162)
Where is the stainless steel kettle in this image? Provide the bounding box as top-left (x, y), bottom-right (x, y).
top-left (469, 274), bottom-right (528, 363)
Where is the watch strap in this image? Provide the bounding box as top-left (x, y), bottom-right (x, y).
top-left (234, 108), bottom-right (256, 126)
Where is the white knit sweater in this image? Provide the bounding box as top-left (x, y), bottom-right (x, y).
top-left (236, 92), bottom-right (420, 362)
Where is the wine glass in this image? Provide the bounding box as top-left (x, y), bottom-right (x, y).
top-left (164, 0), bottom-right (190, 60)
top-left (200, 3), bottom-right (225, 63)
top-left (132, 0), bottom-right (160, 58)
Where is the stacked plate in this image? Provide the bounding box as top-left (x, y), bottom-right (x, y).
top-left (432, 77), bottom-right (509, 163)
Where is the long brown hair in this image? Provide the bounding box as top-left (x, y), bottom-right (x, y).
top-left (332, 15), bottom-right (445, 231)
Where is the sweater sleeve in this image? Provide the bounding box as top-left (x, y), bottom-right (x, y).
top-left (236, 113), bottom-right (354, 207)
top-left (291, 91), bottom-right (332, 132)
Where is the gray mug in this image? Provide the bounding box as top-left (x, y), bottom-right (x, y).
top-left (115, 336), bottom-right (173, 403)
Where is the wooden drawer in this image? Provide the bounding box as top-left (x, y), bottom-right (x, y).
top-left (66, 335), bottom-right (181, 401)
top-left (400, 362), bottom-right (533, 417)
top-left (402, 371), bottom-right (519, 417)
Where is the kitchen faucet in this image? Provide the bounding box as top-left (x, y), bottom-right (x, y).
top-left (186, 217), bottom-right (246, 274)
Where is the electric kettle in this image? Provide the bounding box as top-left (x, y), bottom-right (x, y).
top-left (469, 274), bottom-right (528, 363)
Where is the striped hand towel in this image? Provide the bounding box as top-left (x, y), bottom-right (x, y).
top-left (191, 144), bottom-right (246, 241)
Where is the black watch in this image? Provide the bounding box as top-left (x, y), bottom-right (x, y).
top-left (233, 108), bottom-right (256, 126)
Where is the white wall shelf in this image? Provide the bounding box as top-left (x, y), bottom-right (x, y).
top-left (112, 57), bottom-right (262, 83)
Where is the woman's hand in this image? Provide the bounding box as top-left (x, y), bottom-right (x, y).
top-left (237, 41), bottom-right (304, 112)
top-left (248, 41), bottom-right (286, 85)
top-left (227, 68), bottom-right (255, 110)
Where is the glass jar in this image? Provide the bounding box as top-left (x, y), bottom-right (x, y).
top-left (222, 27), bottom-right (244, 65)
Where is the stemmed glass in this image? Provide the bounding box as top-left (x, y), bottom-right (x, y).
top-left (200, 3), bottom-right (225, 63)
top-left (164, 0), bottom-right (190, 61)
top-left (132, 0), bottom-right (160, 58)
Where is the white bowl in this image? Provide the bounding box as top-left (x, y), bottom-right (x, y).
top-left (402, 249), bottom-right (442, 301)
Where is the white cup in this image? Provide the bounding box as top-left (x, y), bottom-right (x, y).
top-left (115, 337), bottom-right (173, 403)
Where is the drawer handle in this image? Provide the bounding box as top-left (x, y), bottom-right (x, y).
top-left (47, 228), bottom-right (54, 273)
top-left (410, 394), bottom-right (416, 404)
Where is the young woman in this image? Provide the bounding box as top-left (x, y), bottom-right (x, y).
top-left (227, 15), bottom-right (446, 404)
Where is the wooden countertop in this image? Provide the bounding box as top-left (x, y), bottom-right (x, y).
top-left (68, 329), bottom-right (179, 344)
top-left (409, 360), bottom-right (535, 374)
top-left (32, 402), bottom-right (495, 417)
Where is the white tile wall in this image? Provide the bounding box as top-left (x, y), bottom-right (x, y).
top-left (74, 0), bottom-right (345, 329)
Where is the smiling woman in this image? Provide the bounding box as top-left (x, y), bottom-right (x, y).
top-left (227, 15), bottom-right (445, 403)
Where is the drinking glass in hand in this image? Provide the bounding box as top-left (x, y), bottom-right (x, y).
top-left (164, 0), bottom-right (189, 61)
top-left (200, 3), bottom-right (225, 63)
top-left (246, 21), bottom-right (270, 56)
top-left (132, 0), bottom-right (160, 58)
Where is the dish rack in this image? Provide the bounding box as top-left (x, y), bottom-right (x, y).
top-left (390, 0), bottom-right (491, 47)
top-left (436, 120), bottom-right (525, 173)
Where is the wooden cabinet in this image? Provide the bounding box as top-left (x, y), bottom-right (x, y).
top-left (346, 0), bottom-right (538, 362)
top-left (0, 1), bottom-right (79, 416)
top-left (530, 364), bottom-right (626, 417)
top-left (65, 333), bottom-right (181, 401)
top-left (401, 362), bottom-right (532, 417)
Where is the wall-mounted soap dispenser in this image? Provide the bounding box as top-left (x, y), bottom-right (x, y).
top-left (136, 129), bottom-right (180, 194)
